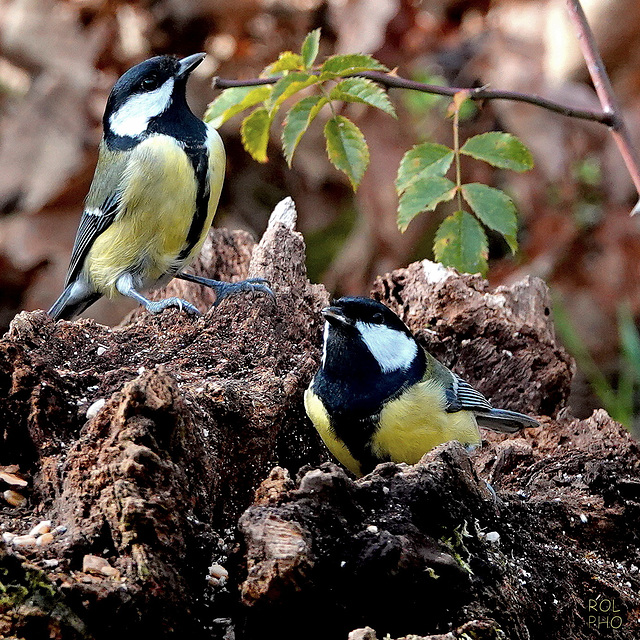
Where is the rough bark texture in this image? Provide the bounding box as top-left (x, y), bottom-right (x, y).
top-left (1, 199), bottom-right (638, 640)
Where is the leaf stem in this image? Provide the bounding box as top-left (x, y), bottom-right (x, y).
top-left (453, 103), bottom-right (463, 212)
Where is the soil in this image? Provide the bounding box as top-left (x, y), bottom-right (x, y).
top-left (1, 199), bottom-right (638, 640)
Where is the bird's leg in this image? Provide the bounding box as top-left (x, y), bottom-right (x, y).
top-left (115, 273), bottom-right (200, 316)
top-left (176, 272), bottom-right (274, 307)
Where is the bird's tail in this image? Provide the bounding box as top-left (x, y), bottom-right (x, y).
top-left (48, 283), bottom-right (101, 321)
top-left (475, 408), bottom-right (539, 433)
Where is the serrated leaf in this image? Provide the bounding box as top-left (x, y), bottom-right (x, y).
top-left (324, 115), bottom-right (369, 190)
top-left (301, 28), bottom-right (321, 68)
top-left (396, 143), bottom-right (455, 194)
top-left (262, 52), bottom-right (304, 76)
top-left (282, 95), bottom-right (328, 165)
top-left (460, 132), bottom-right (534, 172)
top-left (319, 54), bottom-right (388, 79)
top-left (397, 176), bottom-right (456, 232)
top-left (329, 77), bottom-right (396, 117)
top-left (461, 183), bottom-right (518, 252)
top-left (433, 210), bottom-right (488, 275)
top-left (204, 85), bottom-right (272, 128)
top-left (241, 107), bottom-right (273, 163)
top-left (268, 72), bottom-right (318, 111)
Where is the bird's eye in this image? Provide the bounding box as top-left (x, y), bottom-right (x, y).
top-left (371, 312), bottom-right (384, 324)
top-left (141, 75), bottom-right (160, 90)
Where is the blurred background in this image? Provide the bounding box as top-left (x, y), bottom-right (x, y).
top-left (1, 0), bottom-right (640, 431)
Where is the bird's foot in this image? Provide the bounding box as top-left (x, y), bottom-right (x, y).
top-left (143, 296), bottom-right (201, 316)
top-left (211, 278), bottom-right (274, 307)
top-left (177, 272), bottom-right (274, 307)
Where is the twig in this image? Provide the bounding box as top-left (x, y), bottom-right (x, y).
top-left (565, 0), bottom-right (640, 213)
top-left (213, 73), bottom-right (614, 126)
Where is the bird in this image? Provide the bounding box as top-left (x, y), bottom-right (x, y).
top-left (304, 296), bottom-right (539, 477)
top-left (48, 53), bottom-right (271, 321)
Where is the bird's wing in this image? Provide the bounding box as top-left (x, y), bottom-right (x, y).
top-left (445, 373), bottom-right (494, 413)
top-left (64, 145), bottom-right (128, 287)
top-left (422, 349), bottom-right (493, 414)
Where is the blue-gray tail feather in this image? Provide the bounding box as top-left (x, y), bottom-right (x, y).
top-left (475, 408), bottom-right (539, 433)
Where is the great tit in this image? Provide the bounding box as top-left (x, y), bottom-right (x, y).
top-left (48, 53), bottom-right (270, 320)
top-left (304, 296), bottom-right (539, 477)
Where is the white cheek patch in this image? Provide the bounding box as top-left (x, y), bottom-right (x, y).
top-left (356, 322), bottom-right (418, 373)
top-left (321, 321), bottom-right (329, 368)
top-left (109, 78), bottom-right (175, 137)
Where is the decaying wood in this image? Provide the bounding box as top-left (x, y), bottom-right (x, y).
top-left (0, 199), bottom-right (638, 640)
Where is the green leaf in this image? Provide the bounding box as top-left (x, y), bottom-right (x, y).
top-left (282, 95), bottom-right (328, 165)
top-left (433, 210), bottom-right (488, 275)
top-left (204, 85), bottom-right (272, 128)
top-left (396, 143), bottom-right (455, 194)
top-left (268, 72), bottom-right (318, 110)
top-left (262, 52), bottom-right (304, 76)
top-left (461, 183), bottom-right (518, 252)
top-left (397, 177), bottom-right (456, 232)
top-left (319, 54), bottom-right (388, 79)
top-left (329, 78), bottom-right (396, 117)
top-left (301, 28), bottom-right (321, 69)
top-left (324, 115), bottom-right (369, 190)
top-left (460, 132), bottom-right (534, 172)
top-left (241, 107), bottom-right (272, 163)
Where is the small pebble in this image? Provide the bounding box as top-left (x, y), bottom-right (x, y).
top-left (36, 532), bottom-right (54, 547)
top-left (485, 531), bottom-right (501, 545)
top-left (12, 535), bottom-right (37, 548)
top-left (3, 489), bottom-right (26, 507)
top-left (53, 525), bottom-right (68, 537)
top-left (96, 346), bottom-right (107, 356)
top-left (2, 532), bottom-right (15, 544)
top-left (83, 554), bottom-right (120, 578)
top-left (366, 525), bottom-right (379, 534)
top-left (29, 520), bottom-right (52, 537)
top-left (86, 398), bottom-right (106, 420)
top-left (0, 471), bottom-right (28, 487)
top-left (207, 563), bottom-right (229, 586)
top-left (42, 558), bottom-right (59, 568)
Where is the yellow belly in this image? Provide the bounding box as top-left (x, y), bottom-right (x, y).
top-left (304, 387), bottom-right (364, 477)
top-left (372, 378), bottom-right (481, 465)
top-left (87, 130), bottom-right (224, 297)
top-left (304, 378), bottom-right (481, 478)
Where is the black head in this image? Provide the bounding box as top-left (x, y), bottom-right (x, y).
top-left (103, 53), bottom-right (206, 146)
top-left (320, 297), bottom-right (421, 378)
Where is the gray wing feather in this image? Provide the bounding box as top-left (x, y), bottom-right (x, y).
top-left (64, 192), bottom-right (121, 286)
top-left (445, 373), bottom-right (493, 413)
top-left (64, 144), bottom-right (128, 286)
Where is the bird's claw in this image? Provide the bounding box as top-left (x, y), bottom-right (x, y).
top-left (145, 296), bottom-right (201, 316)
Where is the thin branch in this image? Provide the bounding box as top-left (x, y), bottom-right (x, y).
top-left (565, 0), bottom-right (640, 212)
top-left (213, 72), bottom-right (615, 126)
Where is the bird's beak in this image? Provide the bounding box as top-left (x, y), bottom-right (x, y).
top-left (322, 306), bottom-right (353, 328)
top-left (177, 53), bottom-right (206, 79)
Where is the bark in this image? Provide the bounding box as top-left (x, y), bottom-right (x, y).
top-left (0, 198), bottom-right (638, 640)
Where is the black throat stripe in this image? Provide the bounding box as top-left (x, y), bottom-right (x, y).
top-left (177, 144), bottom-right (211, 262)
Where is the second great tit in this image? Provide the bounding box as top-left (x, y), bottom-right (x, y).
top-left (48, 53), bottom-right (271, 321)
top-left (304, 297), bottom-right (539, 477)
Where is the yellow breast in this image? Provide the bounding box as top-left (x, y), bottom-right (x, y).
top-left (304, 387), bottom-right (364, 477)
top-left (305, 377), bottom-right (481, 478)
top-left (372, 378), bottom-right (481, 465)
top-left (87, 128), bottom-right (225, 297)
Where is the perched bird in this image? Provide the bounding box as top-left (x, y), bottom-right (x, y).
top-left (304, 296), bottom-right (539, 477)
top-left (49, 53), bottom-right (270, 320)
